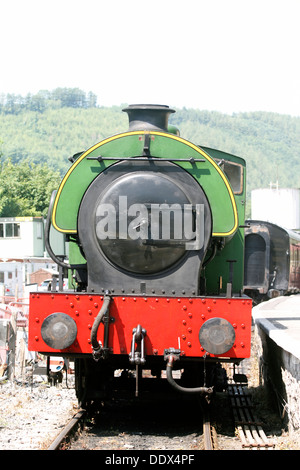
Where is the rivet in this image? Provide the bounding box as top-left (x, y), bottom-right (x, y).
top-left (75, 310), bottom-right (79, 316)
top-left (51, 295), bottom-right (54, 299)
top-left (233, 323), bottom-right (237, 328)
top-left (207, 307), bottom-right (211, 312)
top-left (182, 335), bottom-right (186, 340)
top-left (183, 305), bottom-right (187, 310)
top-left (35, 336), bottom-right (39, 341)
top-left (182, 320), bottom-right (187, 325)
top-left (94, 303), bottom-right (98, 308)
top-left (240, 342), bottom-right (245, 348)
top-left (88, 324), bottom-right (92, 329)
top-left (241, 323), bottom-right (245, 329)
top-left (88, 309), bottom-right (92, 315)
top-left (188, 327), bottom-right (192, 333)
top-left (35, 318), bottom-right (39, 323)
top-left (177, 299), bottom-right (181, 303)
top-left (201, 314), bottom-right (205, 319)
top-left (70, 303), bottom-right (74, 308)
top-left (76, 295), bottom-right (79, 300)
top-left (188, 313), bottom-right (193, 318)
top-left (201, 299), bottom-right (206, 304)
top-left (187, 342), bottom-right (192, 347)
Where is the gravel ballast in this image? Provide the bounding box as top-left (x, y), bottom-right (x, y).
top-left (0, 379), bottom-right (77, 450)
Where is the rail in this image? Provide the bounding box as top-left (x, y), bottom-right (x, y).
top-left (48, 408), bottom-right (86, 450)
top-left (203, 408), bottom-right (215, 450)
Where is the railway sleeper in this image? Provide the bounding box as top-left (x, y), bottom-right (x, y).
top-left (228, 382), bottom-right (275, 449)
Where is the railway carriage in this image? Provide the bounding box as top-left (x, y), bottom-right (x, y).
top-left (28, 105), bottom-right (252, 404)
top-left (244, 220), bottom-right (300, 303)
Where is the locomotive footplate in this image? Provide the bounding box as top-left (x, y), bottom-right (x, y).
top-left (28, 293), bottom-right (252, 361)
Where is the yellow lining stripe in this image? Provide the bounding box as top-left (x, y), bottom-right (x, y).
top-left (52, 131), bottom-right (238, 237)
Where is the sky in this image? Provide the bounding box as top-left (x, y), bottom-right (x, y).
top-left (0, 0), bottom-right (299, 116)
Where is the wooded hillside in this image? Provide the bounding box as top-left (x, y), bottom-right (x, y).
top-left (0, 89), bottom-right (299, 218)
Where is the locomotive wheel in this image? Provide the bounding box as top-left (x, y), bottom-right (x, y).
top-left (75, 358), bottom-right (114, 406)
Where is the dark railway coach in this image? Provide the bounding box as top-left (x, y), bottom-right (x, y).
top-left (28, 105), bottom-right (252, 404)
top-left (244, 220), bottom-right (300, 303)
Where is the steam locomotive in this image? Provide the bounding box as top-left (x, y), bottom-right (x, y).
top-left (28, 105), bottom-right (252, 405)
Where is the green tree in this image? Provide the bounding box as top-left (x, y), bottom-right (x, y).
top-left (0, 159), bottom-right (61, 217)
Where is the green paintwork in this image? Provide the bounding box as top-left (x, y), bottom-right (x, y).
top-left (52, 131), bottom-right (238, 238)
top-left (201, 147), bottom-right (246, 294)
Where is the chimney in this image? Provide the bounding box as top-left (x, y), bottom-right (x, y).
top-left (122, 104), bottom-right (175, 132)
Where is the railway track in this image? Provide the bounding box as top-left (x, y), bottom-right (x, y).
top-left (48, 394), bottom-right (217, 451)
top-left (47, 369), bottom-right (274, 451)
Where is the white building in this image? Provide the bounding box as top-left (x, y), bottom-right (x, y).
top-left (0, 259), bottom-right (57, 298)
top-left (0, 216), bottom-right (66, 299)
top-left (0, 217), bottom-right (45, 258)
